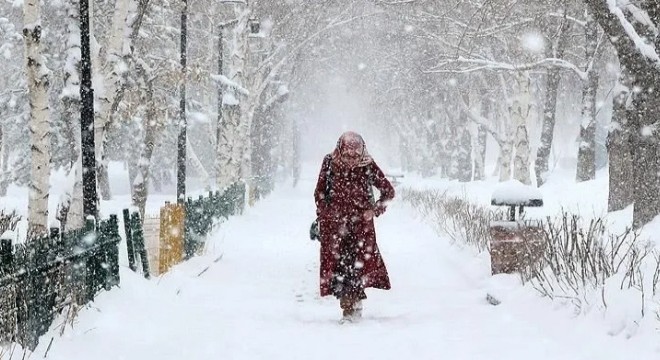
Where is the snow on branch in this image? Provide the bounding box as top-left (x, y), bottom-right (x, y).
top-left (607, 0), bottom-right (660, 64)
top-left (211, 74), bottom-right (250, 96)
top-left (426, 56), bottom-right (587, 80)
top-left (624, 3), bottom-right (658, 34)
top-left (548, 12), bottom-right (587, 27)
top-left (457, 96), bottom-right (504, 146)
top-left (376, 0), bottom-right (418, 4)
top-left (252, 11), bottom-right (382, 105)
top-left (262, 84), bottom-right (289, 110)
top-left (459, 18), bottom-right (539, 38)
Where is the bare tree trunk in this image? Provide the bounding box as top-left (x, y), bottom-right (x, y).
top-left (131, 63), bottom-right (159, 220)
top-left (607, 79), bottom-right (633, 212)
top-left (535, 68), bottom-right (562, 186)
top-left (455, 106), bottom-right (473, 182)
top-left (94, 0), bottom-right (129, 200)
top-left (57, 0), bottom-right (84, 231)
top-left (473, 93), bottom-right (489, 181)
top-left (96, 0), bottom-right (151, 200)
top-left (535, 15), bottom-right (568, 187)
top-left (0, 125), bottom-right (5, 196)
top-left (438, 106), bottom-right (452, 178)
top-left (576, 10), bottom-right (599, 182)
top-left (535, 69), bottom-right (561, 186)
top-left (216, 5), bottom-right (249, 191)
top-left (499, 138), bottom-right (513, 182)
top-left (584, 0), bottom-right (660, 228)
top-left (512, 72), bottom-right (532, 185)
top-left (68, 157), bottom-right (84, 230)
top-left (24, 0), bottom-right (51, 238)
top-left (630, 68), bottom-right (660, 229)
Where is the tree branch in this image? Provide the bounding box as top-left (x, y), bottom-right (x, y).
top-left (426, 56), bottom-right (587, 80)
top-left (457, 95), bottom-right (504, 147)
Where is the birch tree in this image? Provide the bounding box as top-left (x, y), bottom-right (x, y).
top-left (216, 4), bottom-right (249, 192)
top-left (511, 71), bottom-right (532, 185)
top-left (57, 0), bottom-right (84, 231)
top-left (23, 0), bottom-right (51, 237)
top-left (96, 0), bottom-right (151, 200)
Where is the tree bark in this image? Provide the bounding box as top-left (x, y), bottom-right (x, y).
top-left (454, 96), bottom-right (473, 182)
top-left (585, 0), bottom-right (660, 228)
top-left (0, 125), bottom-right (5, 196)
top-left (576, 9), bottom-right (599, 182)
top-left (94, 0), bottom-right (129, 200)
top-left (216, 5), bottom-right (249, 191)
top-left (535, 16), bottom-right (567, 186)
top-left (96, 0), bottom-right (151, 201)
top-left (473, 92), bottom-right (489, 181)
top-left (24, 0), bottom-right (51, 238)
top-left (131, 63), bottom-right (159, 220)
top-left (607, 78), bottom-right (633, 212)
top-left (512, 72), bottom-right (532, 185)
top-left (59, 0), bottom-right (84, 231)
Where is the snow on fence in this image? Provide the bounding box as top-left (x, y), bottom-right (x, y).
top-left (120, 182), bottom-right (247, 278)
top-left (0, 183), bottom-right (246, 351)
top-left (0, 217), bottom-right (121, 351)
top-left (143, 214), bottom-right (161, 276)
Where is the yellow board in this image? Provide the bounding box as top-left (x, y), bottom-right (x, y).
top-left (158, 203), bottom-right (185, 274)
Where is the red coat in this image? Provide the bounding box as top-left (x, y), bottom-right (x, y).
top-left (314, 155), bottom-right (395, 297)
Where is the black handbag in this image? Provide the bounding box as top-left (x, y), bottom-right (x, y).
top-left (309, 218), bottom-right (320, 241)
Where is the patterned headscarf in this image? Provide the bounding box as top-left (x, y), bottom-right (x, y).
top-left (331, 131), bottom-right (373, 168)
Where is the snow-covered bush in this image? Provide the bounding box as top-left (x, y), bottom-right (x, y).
top-left (399, 188), bottom-right (501, 252)
top-left (400, 187), bottom-right (660, 326)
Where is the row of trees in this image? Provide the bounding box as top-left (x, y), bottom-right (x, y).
top-left (0, 0), bottom-right (331, 237)
top-left (0, 0), bottom-right (396, 238)
top-left (353, 0), bottom-right (659, 229)
top-left (1, 0), bottom-right (659, 234)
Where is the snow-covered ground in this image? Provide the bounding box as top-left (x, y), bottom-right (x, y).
top-left (11, 165), bottom-right (656, 359)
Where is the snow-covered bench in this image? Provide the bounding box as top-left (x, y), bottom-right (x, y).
top-left (489, 180), bottom-right (544, 276)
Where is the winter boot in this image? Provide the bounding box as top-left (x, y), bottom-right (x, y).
top-left (339, 297), bottom-right (356, 323)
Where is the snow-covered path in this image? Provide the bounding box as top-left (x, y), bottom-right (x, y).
top-left (39, 179), bottom-right (643, 360)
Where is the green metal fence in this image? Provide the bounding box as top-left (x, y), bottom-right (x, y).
top-left (184, 182), bottom-right (246, 258)
top-left (0, 215), bottom-right (121, 350)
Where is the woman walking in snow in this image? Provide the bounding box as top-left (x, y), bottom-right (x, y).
top-left (314, 131), bottom-right (395, 323)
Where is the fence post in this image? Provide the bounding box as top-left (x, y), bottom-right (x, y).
top-left (184, 198), bottom-right (194, 259)
top-left (214, 190), bottom-right (221, 218)
top-left (0, 237), bottom-right (15, 344)
top-left (107, 214), bottom-right (121, 288)
top-left (131, 212), bottom-right (150, 279)
top-left (159, 203), bottom-right (184, 274)
top-left (83, 218), bottom-right (97, 303)
top-left (13, 244), bottom-right (28, 346)
top-left (24, 238), bottom-right (41, 350)
top-left (199, 195), bottom-right (208, 238)
top-left (123, 209), bottom-right (136, 272)
top-left (96, 220), bottom-right (109, 292)
top-left (0, 237), bottom-right (12, 272)
top-left (51, 227), bottom-right (67, 319)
